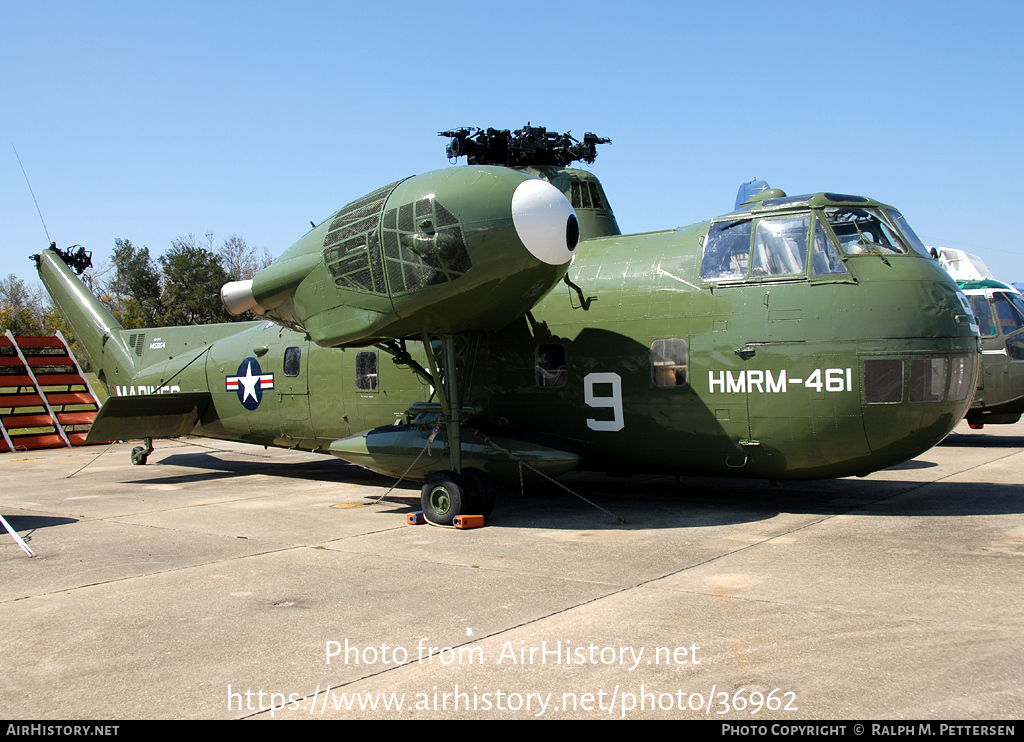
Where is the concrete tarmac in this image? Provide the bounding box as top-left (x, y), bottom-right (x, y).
top-left (1, 421), bottom-right (1022, 720)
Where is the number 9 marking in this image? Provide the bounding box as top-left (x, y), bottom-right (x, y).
top-left (584, 372), bottom-right (624, 431)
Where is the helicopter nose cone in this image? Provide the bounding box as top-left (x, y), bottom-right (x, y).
top-left (511, 179), bottom-right (579, 265)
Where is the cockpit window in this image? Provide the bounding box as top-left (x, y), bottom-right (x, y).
top-left (970, 295), bottom-right (997, 337)
top-left (570, 182), bottom-right (590, 209)
top-left (811, 216), bottom-right (848, 275)
top-left (825, 208), bottom-right (909, 256)
top-left (700, 219), bottom-right (752, 281)
top-left (886, 209), bottom-right (932, 257)
top-left (751, 215), bottom-right (808, 277)
top-left (1007, 292), bottom-right (1024, 322)
top-left (993, 293), bottom-right (1024, 335)
top-left (569, 180), bottom-right (613, 214)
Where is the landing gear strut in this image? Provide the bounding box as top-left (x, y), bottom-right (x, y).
top-left (416, 334), bottom-right (494, 524)
top-left (131, 437), bottom-right (153, 466)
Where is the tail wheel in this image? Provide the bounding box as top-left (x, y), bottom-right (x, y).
top-left (421, 471), bottom-right (469, 525)
top-left (462, 467), bottom-right (496, 518)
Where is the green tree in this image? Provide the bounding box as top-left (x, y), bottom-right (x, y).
top-left (111, 238), bottom-right (162, 328)
top-left (158, 234), bottom-right (232, 325)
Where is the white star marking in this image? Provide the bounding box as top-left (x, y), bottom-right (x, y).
top-left (238, 361), bottom-right (261, 403)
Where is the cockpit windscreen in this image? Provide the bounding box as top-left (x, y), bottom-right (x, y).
top-left (825, 207), bottom-right (909, 256)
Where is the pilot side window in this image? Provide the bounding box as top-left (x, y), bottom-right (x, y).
top-left (751, 216), bottom-right (808, 277)
top-left (284, 346), bottom-right (301, 377)
top-left (356, 351), bottom-right (378, 391)
top-left (535, 344), bottom-right (567, 388)
top-left (651, 339), bottom-right (688, 387)
top-left (700, 219), bottom-right (752, 281)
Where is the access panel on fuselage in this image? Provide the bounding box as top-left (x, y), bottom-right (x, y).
top-left (307, 344), bottom-right (432, 444)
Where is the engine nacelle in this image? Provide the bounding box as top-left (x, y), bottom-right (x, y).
top-left (227, 166), bottom-right (579, 347)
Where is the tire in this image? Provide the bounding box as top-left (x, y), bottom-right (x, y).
top-left (421, 471), bottom-right (469, 526)
top-left (462, 467), bottom-right (495, 518)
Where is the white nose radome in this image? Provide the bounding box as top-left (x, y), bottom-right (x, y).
top-left (511, 179), bottom-right (579, 265)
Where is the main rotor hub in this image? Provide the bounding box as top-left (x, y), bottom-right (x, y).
top-left (440, 124), bottom-right (611, 168)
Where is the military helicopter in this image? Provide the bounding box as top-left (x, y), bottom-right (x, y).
top-left (932, 247), bottom-right (1024, 428)
top-left (34, 125), bottom-right (981, 525)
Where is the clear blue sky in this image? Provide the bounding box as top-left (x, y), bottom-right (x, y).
top-left (2, 1), bottom-right (1022, 287)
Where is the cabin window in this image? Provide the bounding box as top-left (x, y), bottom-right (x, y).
top-left (651, 339), bottom-right (688, 387)
top-left (283, 346), bottom-right (301, 377)
top-left (948, 356), bottom-right (975, 401)
top-left (970, 296), bottom-right (997, 336)
top-left (700, 219), bottom-right (752, 281)
top-left (811, 218), bottom-right (848, 275)
top-left (1007, 337), bottom-right (1024, 361)
top-left (864, 359), bottom-right (903, 404)
top-left (751, 215), bottom-right (808, 277)
top-left (824, 208), bottom-right (908, 255)
top-left (535, 344), bottom-right (567, 388)
top-left (993, 293), bottom-right (1024, 335)
top-left (909, 358), bottom-right (946, 403)
top-left (356, 351), bottom-right (378, 391)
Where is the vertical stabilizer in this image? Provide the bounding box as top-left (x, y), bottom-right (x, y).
top-left (34, 248), bottom-right (137, 386)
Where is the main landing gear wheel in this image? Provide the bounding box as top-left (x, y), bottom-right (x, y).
top-left (462, 467), bottom-right (495, 518)
top-left (421, 471), bottom-right (469, 526)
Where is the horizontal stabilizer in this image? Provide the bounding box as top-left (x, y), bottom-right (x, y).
top-left (85, 393), bottom-right (212, 444)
